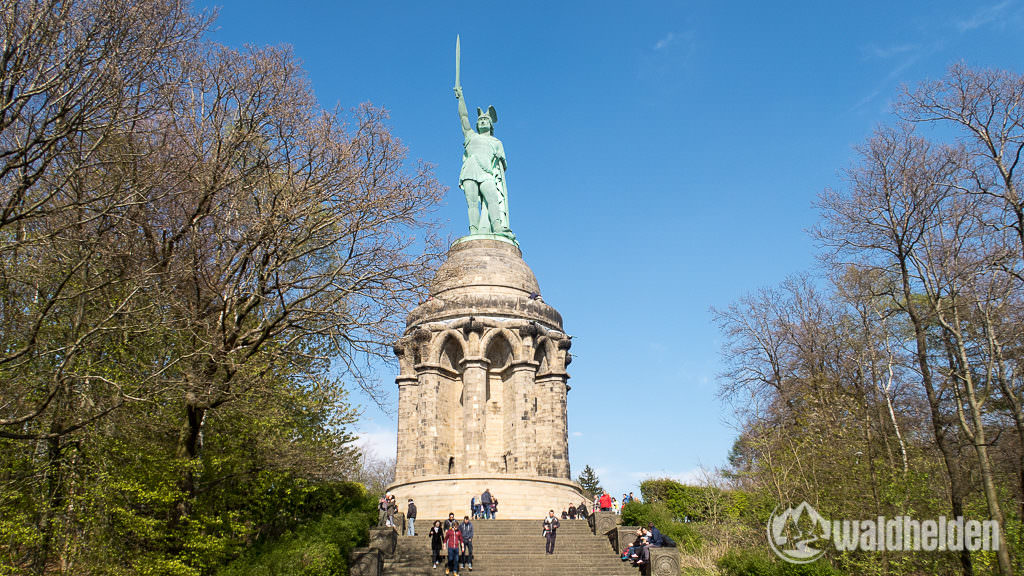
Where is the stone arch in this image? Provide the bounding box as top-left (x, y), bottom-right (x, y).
top-left (431, 330), bottom-right (467, 370)
top-left (533, 336), bottom-right (558, 374)
top-left (480, 328), bottom-right (522, 364)
top-left (484, 331), bottom-right (515, 372)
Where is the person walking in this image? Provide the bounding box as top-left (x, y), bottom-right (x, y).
top-left (480, 489), bottom-right (493, 520)
top-left (444, 520), bottom-right (463, 575)
top-left (444, 512), bottom-right (457, 531)
top-left (429, 521), bottom-right (444, 569)
top-left (543, 510), bottom-right (560, 555)
top-left (406, 499), bottom-right (417, 536)
top-left (459, 515), bottom-right (474, 571)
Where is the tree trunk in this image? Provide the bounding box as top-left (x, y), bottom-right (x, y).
top-left (174, 399), bottom-right (206, 519)
top-left (899, 260), bottom-right (974, 576)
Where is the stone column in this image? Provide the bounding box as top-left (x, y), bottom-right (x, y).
top-left (534, 373), bottom-right (560, 477)
top-left (552, 376), bottom-right (570, 478)
top-left (394, 375), bottom-right (419, 481)
top-left (460, 356), bottom-right (489, 473)
top-left (509, 360), bottom-right (538, 474)
top-left (415, 367), bottom-right (442, 475)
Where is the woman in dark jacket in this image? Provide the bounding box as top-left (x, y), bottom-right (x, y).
top-left (429, 520), bottom-right (444, 568)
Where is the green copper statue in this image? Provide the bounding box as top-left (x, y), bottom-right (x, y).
top-left (454, 36), bottom-right (515, 242)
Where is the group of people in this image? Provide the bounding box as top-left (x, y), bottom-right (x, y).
top-left (377, 493), bottom-right (398, 528)
top-left (557, 500), bottom-right (590, 519)
top-left (429, 512), bottom-right (474, 574)
top-left (620, 522), bottom-right (676, 574)
top-left (590, 491), bottom-right (637, 515)
top-left (469, 488), bottom-right (498, 519)
top-left (383, 488), bottom-right (653, 575)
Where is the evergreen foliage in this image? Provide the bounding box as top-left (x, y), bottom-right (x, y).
top-left (575, 464), bottom-right (603, 498)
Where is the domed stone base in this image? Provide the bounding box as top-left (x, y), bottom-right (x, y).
top-left (388, 474), bottom-right (585, 520)
top-left (390, 238), bottom-right (578, 519)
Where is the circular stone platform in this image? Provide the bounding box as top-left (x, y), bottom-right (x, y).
top-left (388, 474), bottom-right (585, 520)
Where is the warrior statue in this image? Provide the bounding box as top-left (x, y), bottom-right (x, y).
top-left (454, 36), bottom-right (514, 241)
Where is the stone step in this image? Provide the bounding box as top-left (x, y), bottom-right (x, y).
top-left (372, 518), bottom-right (647, 576)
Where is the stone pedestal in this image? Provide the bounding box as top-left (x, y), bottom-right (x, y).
top-left (388, 239), bottom-right (584, 519)
top-left (590, 510), bottom-right (621, 536)
top-left (611, 525), bottom-right (642, 553)
top-left (367, 527), bottom-right (397, 557)
top-left (650, 546), bottom-right (682, 576)
top-left (348, 548), bottom-right (382, 576)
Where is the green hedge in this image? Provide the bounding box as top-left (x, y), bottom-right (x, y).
top-left (216, 482), bottom-right (376, 576)
top-left (718, 549), bottom-right (842, 576)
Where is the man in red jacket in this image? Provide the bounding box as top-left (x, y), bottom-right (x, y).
top-left (443, 520), bottom-right (463, 575)
top-left (599, 492), bottom-right (612, 511)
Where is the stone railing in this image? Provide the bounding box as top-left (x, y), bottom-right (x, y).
top-left (589, 511), bottom-right (681, 576)
top-left (350, 519), bottom-right (402, 576)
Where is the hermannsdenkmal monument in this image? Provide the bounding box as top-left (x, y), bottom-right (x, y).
top-left (385, 37), bottom-right (585, 519)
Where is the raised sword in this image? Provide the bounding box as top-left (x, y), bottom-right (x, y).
top-left (455, 34), bottom-right (461, 90)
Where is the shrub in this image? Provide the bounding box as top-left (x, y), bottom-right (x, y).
top-left (216, 482), bottom-right (376, 576)
top-left (718, 549), bottom-right (843, 576)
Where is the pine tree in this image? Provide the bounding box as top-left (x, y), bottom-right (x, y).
top-left (576, 465), bottom-right (603, 498)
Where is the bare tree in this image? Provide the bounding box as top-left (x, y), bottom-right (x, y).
top-left (816, 125), bottom-right (979, 574)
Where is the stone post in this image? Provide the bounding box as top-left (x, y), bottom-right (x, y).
top-left (590, 510), bottom-right (621, 536)
top-left (535, 374), bottom-right (565, 477)
top-left (394, 375), bottom-right (418, 481)
top-left (650, 547), bottom-right (682, 576)
top-left (509, 360), bottom-right (538, 474)
top-left (552, 377), bottom-right (570, 478)
top-left (460, 356), bottom-right (489, 473)
top-left (415, 368), bottom-right (442, 475)
top-left (368, 526), bottom-right (397, 556)
top-left (349, 548), bottom-right (382, 576)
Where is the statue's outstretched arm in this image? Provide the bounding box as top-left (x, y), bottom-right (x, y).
top-left (455, 87), bottom-right (472, 135)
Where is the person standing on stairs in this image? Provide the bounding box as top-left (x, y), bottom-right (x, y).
top-left (443, 520), bottom-right (463, 575)
top-left (480, 489), bottom-right (493, 520)
top-left (459, 515), bottom-right (474, 572)
top-left (543, 509), bottom-right (560, 555)
top-left (429, 521), bottom-right (443, 569)
top-left (407, 499), bottom-right (417, 536)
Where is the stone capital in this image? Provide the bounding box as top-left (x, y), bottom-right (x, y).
top-left (460, 356), bottom-right (491, 370)
top-left (395, 375), bottom-right (419, 387)
top-left (509, 360), bottom-right (540, 374)
top-left (414, 363), bottom-right (460, 379)
top-left (535, 373), bottom-right (568, 384)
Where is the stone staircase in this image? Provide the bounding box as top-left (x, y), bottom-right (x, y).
top-left (369, 519), bottom-right (641, 576)
top-left (352, 512), bottom-right (681, 576)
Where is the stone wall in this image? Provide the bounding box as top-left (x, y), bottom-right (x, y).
top-left (388, 474), bottom-right (586, 521)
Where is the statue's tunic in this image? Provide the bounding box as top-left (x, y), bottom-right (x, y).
top-left (459, 132), bottom-right (505, 186)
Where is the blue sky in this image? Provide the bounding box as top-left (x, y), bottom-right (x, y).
top-left (197, 0), bottom-right (1024, 496)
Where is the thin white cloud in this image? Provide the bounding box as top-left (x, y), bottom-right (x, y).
top-left (861, 43), bottom-right (919, 60)
top-left (629, 466), bottom-right (710, 485)
top-left (956, 0), bottom-right (1012, 31)
top-left (572, 431), bottom-right (584, 437)
top-left (355, 425), bottom-right (397, 459)
top-left (654, 32), bottom-right (676, 51)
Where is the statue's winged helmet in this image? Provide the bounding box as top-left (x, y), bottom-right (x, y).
top-left (475, 106), bottom-right (498, 131)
